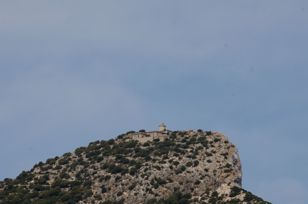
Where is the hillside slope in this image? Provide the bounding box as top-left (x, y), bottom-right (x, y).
top-left (0, 129), bottom-right (270, 204)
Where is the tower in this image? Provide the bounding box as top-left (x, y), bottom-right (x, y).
top-left (158, 123), bottom-right (167, 132)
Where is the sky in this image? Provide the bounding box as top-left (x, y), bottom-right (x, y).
top-left (0, 1), bottom-right (308, 203)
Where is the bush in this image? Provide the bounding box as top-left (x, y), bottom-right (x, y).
top-left (116, 155), bottom-right (130, 164)
top-left (214, 138), bottom-right (221, 142)
top-left (63, 152), bottom-right (72, 157)
top-left (16, 171), bottom-right (33, 182)
top-left (101, 185), bottom-right (107, 193)
top-left (129, 167), bottom-right (137, 176)
top-left (46, 158), bottom-right (56, 165)
top-left (58, 158), bottom-right (69, 165)
top-left (85, 150), bottom-right (101, 159)
top-left (108, 165), bottom-right (127, 174)
top-left (194, 180), bottom-right (201, 185)
top-left (74, 147), bottom-right (86, 156)
top-left (193, 160), bottom-right (199, 167)
top-left (186, 162), bottom-right (192, 167)
top-left (230, 186), bottom-right (241, 197)
top-left (128, 182), bottom-right (137, 190)
top-left (161, 191), bottom-right (191, 204)
top-left (121, 140), bottom-right (138, 148)
top-left (175, 165), bottom-right (186, 174)
top-left (117, 134), bottom-right (125, 139)
top-left (126, 131), bottom-right (136, 134)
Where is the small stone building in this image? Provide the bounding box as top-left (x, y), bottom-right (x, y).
top-left (125, 123), bottom-right (170, 143)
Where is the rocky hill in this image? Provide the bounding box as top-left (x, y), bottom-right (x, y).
top-left (0, 129), bottom-right (270, 204)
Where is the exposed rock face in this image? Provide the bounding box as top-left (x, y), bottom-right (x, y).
top-left (0, 130), bottom-right (270, 204)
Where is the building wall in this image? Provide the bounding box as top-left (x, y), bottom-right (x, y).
top-left (125, 131), bottom-right (168, 143)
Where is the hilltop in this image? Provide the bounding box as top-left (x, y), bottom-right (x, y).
top-left (0, 128), bottom-right (270, 204)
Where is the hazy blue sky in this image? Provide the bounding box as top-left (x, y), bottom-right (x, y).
top-left (1, 1), bottom-right (308, 203)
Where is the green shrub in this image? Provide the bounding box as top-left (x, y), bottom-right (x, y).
top-left (214, 138), bottom-right (221, 142)
top-left (186, 162), bottom-right (192, 167)
top-left (101, 185), bottom-right (107, 193)
top-left (126, 131), bottom-right (136, 134)
top-left (74, 147), bottom-right (86, 156)
top-left (175, 165), bottom-right (186, 174)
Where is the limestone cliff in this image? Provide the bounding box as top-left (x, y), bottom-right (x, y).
top-left (0, 129), bottom-right (270, 204)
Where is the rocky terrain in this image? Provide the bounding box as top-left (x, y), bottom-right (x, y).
top-left (0, 129), bottom-right (270, 204)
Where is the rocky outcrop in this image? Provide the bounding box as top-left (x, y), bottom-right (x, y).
top-left (0, 130), bottom-right (270, 204)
